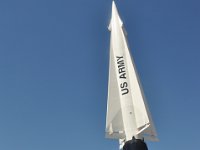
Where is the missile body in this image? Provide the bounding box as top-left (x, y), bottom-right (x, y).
top-left (105, 1), bottom-right (158, 150)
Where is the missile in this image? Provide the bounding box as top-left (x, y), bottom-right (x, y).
top-left (105, 1), bottom-right (158, 150)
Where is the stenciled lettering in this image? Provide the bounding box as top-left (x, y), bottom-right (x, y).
top-left (116, 56), bottom-right (129, 95)
top-left (120, 82), bottom-right (129, 95)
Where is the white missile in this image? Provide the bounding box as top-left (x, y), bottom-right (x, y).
top-left (105, 1), bottom-right (158, 148)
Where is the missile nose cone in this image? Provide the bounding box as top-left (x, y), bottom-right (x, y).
top-left (111, 1), bottom-right (121, 20)
top-left (112, 1), bottom-right (117, 11)
top-left (109, 1), bottom-right (123, 31)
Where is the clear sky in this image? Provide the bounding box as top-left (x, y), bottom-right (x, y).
top-left (0, 0), bottom-right (200, 150)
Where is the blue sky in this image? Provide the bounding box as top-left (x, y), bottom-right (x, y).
top-left (0, 0), bottom-right (200, 150)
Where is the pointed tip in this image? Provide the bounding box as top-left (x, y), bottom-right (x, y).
top-left (112, 1), bottom-right (123, 22)
top-left (112, 1), bottom-right (122, 21)
top-left (112, 1), bottom-right (117, 13)
top-left (108, 0), bottom-right (123, 31)
top-left (112, 0), bottom-right (116, 7)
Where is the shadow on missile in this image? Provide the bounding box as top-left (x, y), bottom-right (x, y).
top-left (123, 137), bottom-right (148, 150)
